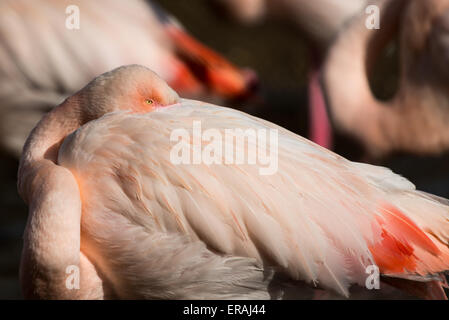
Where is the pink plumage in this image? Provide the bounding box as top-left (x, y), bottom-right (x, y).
top-left (18, 65), bottom-right (449, 299)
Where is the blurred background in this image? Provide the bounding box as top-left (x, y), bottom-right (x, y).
top-left (1, 0), bottom-right (449, 299)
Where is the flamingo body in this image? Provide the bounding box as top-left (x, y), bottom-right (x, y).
top-left (58, 100), bottom-right (449, 298)
top-left (18, 65), bottom-right (449, 299)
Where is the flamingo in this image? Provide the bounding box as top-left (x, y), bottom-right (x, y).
top-left (18, 65), bottom-right (449, 299)
top-left (212, 0), bottom-right (368, 150)
top-left (0, 0), bottom-right (256, 158)
top-left (322, 0), bottom-right (449, 157)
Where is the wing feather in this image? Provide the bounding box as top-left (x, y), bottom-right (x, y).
top-left (58, 100), bottom-right (449, 296)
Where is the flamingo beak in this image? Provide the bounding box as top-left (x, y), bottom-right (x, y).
top-left (166, 26), bottom-right (259, 100)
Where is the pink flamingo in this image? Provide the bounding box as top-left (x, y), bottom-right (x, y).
top-left (18, 65), bottom-right (449, 299)
top-left (0, 0), bottom-right (256, 158)
top-left (323, 0), bottom-right (449, 157)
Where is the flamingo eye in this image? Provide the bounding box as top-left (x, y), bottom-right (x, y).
top-left (144, 99), bottom-right (154, 105)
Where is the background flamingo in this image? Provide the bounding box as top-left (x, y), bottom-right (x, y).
top-left (323, 0), bottom-right (449, 158)
top-left (211, 0), bottom-right (369, 150)
top-left (18, 65), bottom-right (449, 299)
top-left (0, 0), bottom-right (256, 158)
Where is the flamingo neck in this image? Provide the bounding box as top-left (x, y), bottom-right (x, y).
top-left (18, 98), bottom-right (82, 201)
top-left (322, 0), bottom-right (408, 157)
top-left (16, 97), bottom-right (103, 299)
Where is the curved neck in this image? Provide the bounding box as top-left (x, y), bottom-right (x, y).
top-left (18, 98), bottom-right (82, 201)
top-left (25, 98), bottom-right (81, 160)
top-left (322, 0), bottom-right (408, 156)
top-left (17, 99), bottom-right (96, 299)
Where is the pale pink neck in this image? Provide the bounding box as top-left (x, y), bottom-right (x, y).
top-left (17, 97), bottom-right (103, 298)
top-left (18, 97), bottom-right (82, 201)
top-left (322, 0), bottom-right (408, 156)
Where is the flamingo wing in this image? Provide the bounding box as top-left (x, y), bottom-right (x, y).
top-left (58, 100), bottom-right (449, 298)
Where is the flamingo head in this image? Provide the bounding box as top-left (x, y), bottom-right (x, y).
top-left (73, 65), bottom-right (180, 120)
top-left (19, 65), bottom-right (181, 189)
